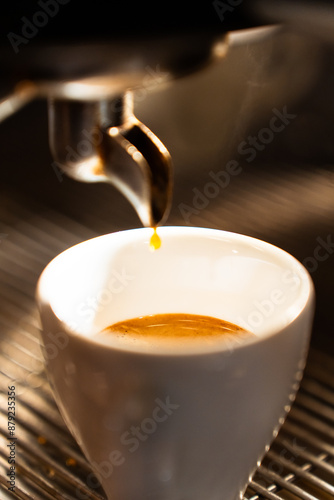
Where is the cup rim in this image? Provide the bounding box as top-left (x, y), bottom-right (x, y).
top-left (37, 226), bottom-right (315, 356)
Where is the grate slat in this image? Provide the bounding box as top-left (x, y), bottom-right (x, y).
top-left (289, 407), bottom-right (334, 440)
top-left (274, 435), bottom-right (334, 476)
top-left (266, 450), bottom-right (334, 496)
top-left (257, 465), bottom-right (320, 500)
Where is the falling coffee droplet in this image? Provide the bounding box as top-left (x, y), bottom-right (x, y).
top-left (150, 227), bottom-right (161, 251)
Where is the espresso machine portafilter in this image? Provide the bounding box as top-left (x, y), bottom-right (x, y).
top-left (1, 1), bottom-right (334, 227)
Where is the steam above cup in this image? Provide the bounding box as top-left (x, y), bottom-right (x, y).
top-left (37, 227), bottom-right (315, 500)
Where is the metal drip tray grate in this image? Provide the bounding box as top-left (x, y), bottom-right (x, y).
top-left (0, 198), bottom-right (333, 500)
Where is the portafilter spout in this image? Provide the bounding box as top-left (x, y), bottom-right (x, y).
top-left (0, 22), bottom-right (234, 227)
top-left (48, 93), bottom-right (172, 227)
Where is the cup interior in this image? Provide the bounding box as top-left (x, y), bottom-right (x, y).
top-left (37, 227), bottom-right (313, 354)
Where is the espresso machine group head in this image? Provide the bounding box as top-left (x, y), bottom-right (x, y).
top-left (0, 1), bottom-right (261, 226)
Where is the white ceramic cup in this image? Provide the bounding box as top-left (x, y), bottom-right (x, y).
top-left (37, 227), bottom-right (315, 500)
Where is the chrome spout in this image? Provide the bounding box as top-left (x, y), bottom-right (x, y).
top-left (48, 93), bottom-right (173, 227)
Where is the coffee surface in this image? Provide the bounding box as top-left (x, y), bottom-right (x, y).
top-left (96, 313), bottom-right (253, 348)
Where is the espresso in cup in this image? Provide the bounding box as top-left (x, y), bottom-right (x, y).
top-left (96, 313), bottom-right (253, 348)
